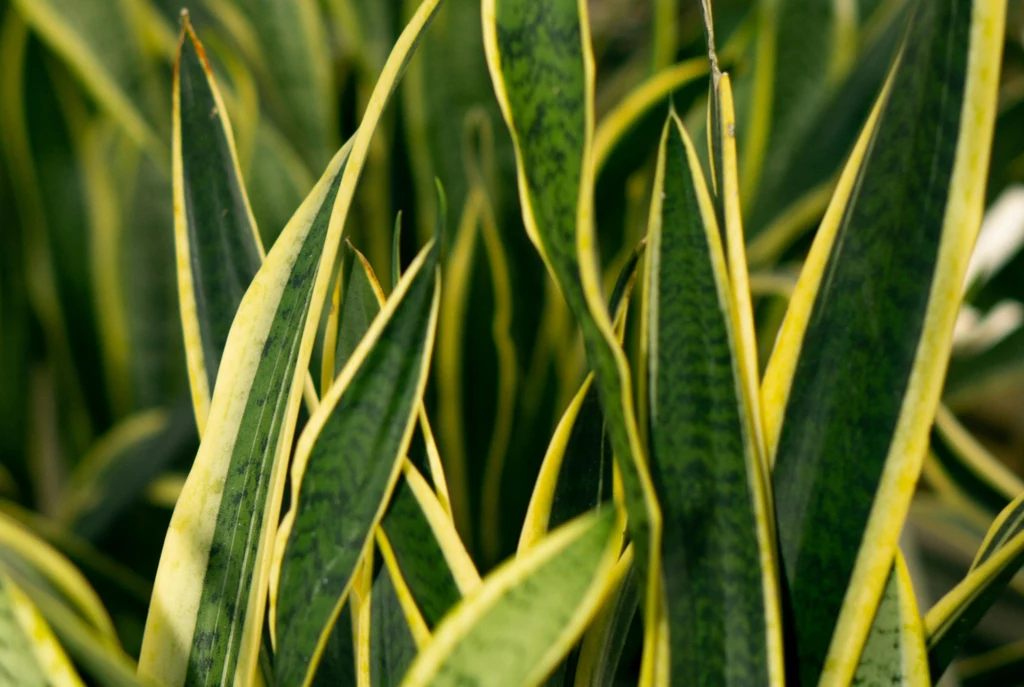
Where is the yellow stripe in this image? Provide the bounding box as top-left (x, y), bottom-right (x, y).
top-left (4, 575), bottom-right (86, 687)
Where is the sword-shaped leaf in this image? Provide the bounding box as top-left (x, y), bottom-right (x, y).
top-left (139, 138), bottom-right (353, 687)
top-left (173, 17), bottom-right (264, 435)
top-left (852, 554), bottom-right (929, 686)
top-left (399, 508), bottom-right (620, 687)
top-left (925, 492), bottom-right (1024, 679)
top-left (640, 110), bottom-right (781, 686)
top-left (762, 2), bottom-right (1005, 684)
top-left (0, 573), bottom-right (84, 687)
top-left (271, 237), bottom-right (441, 686)
top-left (140, 2), bottom-right (441, 682)
top-left (482, 1), bottom-right (662, 675)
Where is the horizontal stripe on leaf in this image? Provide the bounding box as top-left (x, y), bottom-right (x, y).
top-left (173, 18), bottom-right (264, 434)
top-left (644, 113), bottom-right (774, 686)
top-left (273, 240), bottom-right (441, 687)
top-left (400, 508), bottom-right (621, 687)
top-left (770, 1), bottom-right (1003, 684)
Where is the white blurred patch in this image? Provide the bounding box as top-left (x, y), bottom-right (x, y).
top-left (954, 301), bottom-right (1024, 355)
top-left (965, 185), bottom-right (1024, 290)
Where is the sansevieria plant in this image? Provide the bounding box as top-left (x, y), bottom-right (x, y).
top-left (1, 0), bottom-right (1024, 685)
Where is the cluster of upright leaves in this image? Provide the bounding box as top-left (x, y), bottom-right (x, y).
top-left (3, 0), bottom-right (1024, 686)
top-left (485, 0), bottom-right (1022, 686)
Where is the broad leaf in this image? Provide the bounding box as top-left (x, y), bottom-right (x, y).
top-left (762, 3), bottom-right (1006, 684)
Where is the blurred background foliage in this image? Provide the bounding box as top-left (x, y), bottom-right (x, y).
top-left (2, 0), bottom-right (1024, 679)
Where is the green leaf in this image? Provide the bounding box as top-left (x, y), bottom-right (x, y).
top-left (12, 0), bottom-right (166, 161)
top-left (139, 138), bottom-right (352, 687)
top-left (482, 1), bottom-right (662, 674)
top-left (572, 551), bottom-right (638, 687)
top-left (925, 493), bottom-right (1024, 679)
top-left (173, 17), bottom-right (264, 434)
top-left (641, 111), bottom-right (780, 686)
top-left (852, 554), bottom-right (929, 686)
top-left (0, 573), bottom-right (84, 687)
top-left (271, 238), bottom-right (441, 687)
top-left (142, 1), bottom-right (441, 680)
top-left (746, 0), bottom-right (910, 245)
top-left (763, 3), bottom-right (1006, 683)
top-left (400, 508), bottom-right (621, 687)
top-left (310, 601), bottom-right (356, 686)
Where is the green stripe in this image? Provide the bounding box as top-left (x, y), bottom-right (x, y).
top-left (310, 602), bottom-right (355, 686)
top-left (273, 242), bottom-right (440, 686)
top-left (772, 2), bottom-right (972, 682)
top-left (647, 116), bottom-right (769, 686)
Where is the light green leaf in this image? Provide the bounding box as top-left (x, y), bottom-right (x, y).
top-left (271, 236), bottom-right (441, 686)
top-left (852, 554), bottom-right (929, 686)
top-left (762, 3), bottom-right (1006, 683)
top-left (0, 573), bottom-right (84, 687)
top-left (400, 508), bottom-right (621, 687)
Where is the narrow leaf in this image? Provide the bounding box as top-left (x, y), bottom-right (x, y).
top-left (925, 493), bottom-right (1024, 679)
top-left (173, 17), bottom-right (264, 435)
top-left (271, 240), bottom-right (441, 687)
top-left (641, 112), bottom-right (781, 686)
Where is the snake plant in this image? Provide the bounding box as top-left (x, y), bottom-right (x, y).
top-left (1, 0), bottom-right (1024, 685)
